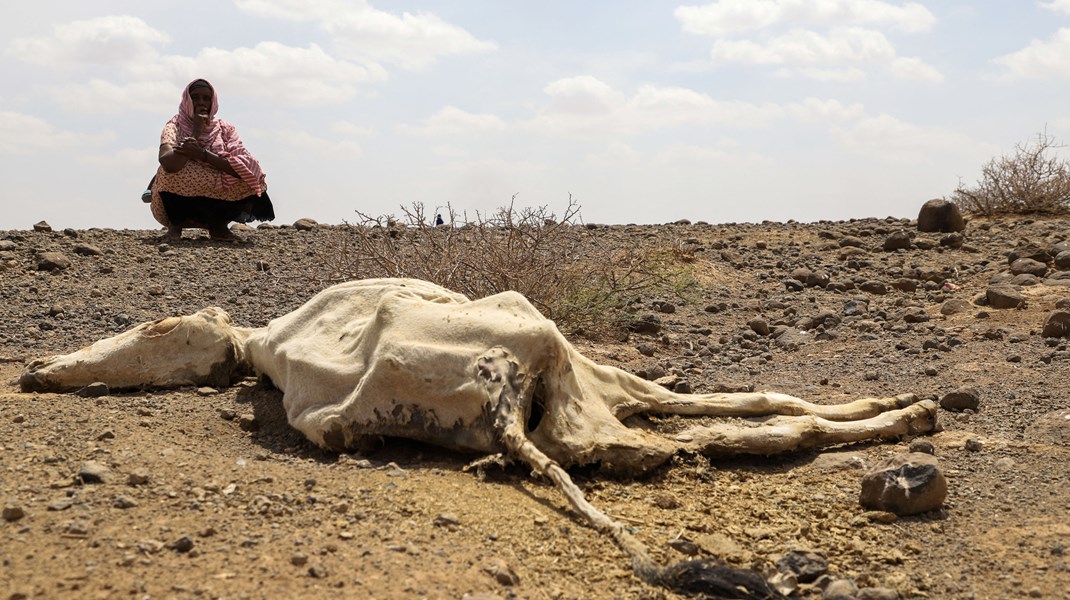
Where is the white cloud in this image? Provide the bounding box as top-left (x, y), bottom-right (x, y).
top-left (406, 78), bottom-right (872, 138)
top-left (235, 0), bottom-right (496, 69)
top-left (327, 9), bottom-right (496, 69)
top-left (583, 142), bottom-right (642, 168)
top-left (131, 42), bottom-right (387, 106)
top-left (46, 42), bottom-right (381, 112)
top-left (1042, 0), bottom-right (1070, 15)
top-left (77, 146), bottom-right (157, 168)
top-left (541, 76), bottom-right (626, 117)
top-left (712, 27), bottom-right (896, 65)
top-left (994, 28), bottom-right (1070, 79)
top-left (52, 80), bottom-right (176, 114)
top-left (254, 128), bottom-right (363, 159)
top-left (831, 114), bottom-right (977, 163)
top-left (400, 106), bottom-right (507, 135)
top-left (711, 27), bottom-right (941, 82)
top-left (331, 120), bottom-right (373, 136)
top-left (0, 109), bottom-right (113, 154)
top-left (6, 15), bottom-right (169, 67)
top-left (626, 85), bottom-right (784, 128)
top-left (652, 143), bottom-right (770, 167)
top-left (785, 97), bottom-right (866, 121)
top-left (233, 0), bottom-right (353, 21)
top-left (778, 66), bottom-right (867, 81)
top-left (676, 0), bottom-right (936, 36)
top-left (890, 56), bottom-right (944, 82)
top-left (526, 77), bottom-right (785, 135)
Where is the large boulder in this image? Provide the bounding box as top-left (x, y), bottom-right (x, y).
top-left (860, 452), bottom-right (947, 515)
top-left (985, 286), bottom-right (1025, 309)
top-left (1010, 258), bottom-right (1049, 277)
top-left (1055, 250), bottom-right (1070, 271)
top-left (917, 199), bottom-right (965, 233)
top-left (1042, 311), bottom-right (1070, 338)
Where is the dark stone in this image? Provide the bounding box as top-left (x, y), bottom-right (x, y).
top-left (1011, 273), bottom-right (1041, 286)
top-left (882, 230), bottom-right (912, 251)
top-left (939, 232), bottom-right (965, 248)
top-left (36, 251), bottom-right (71, 271)
top-left (909, 439), bottom-right (935, 455)
top-left (783, 279), bottom-right (804, 292)
top-left (238, 414), bottom-right (259, 432)
top-left (1042, 311), bottom-right (1070, 338)
top-left (1055, 250), bottom-right (1070, 271)
top-left (940, 298), bottom-right (972, 315)
top-left (168, 536), bottom-right (194, 553)
top-left (940, 386), bottom-right (981, 411)
top-left (859, 280), bottom-right (888, 295)
top-left (653, 301), bottom-right (676, 314)
top-left (917, 199), bottom-right (965, 233)
top-left (775, 550), bottom-right (828, 583)
top-left (629, 315), bottom-right (663, 335)
top-left (78, 461), bottom-right (109, 484)
top-left (1010, 258), bottom-right (1048, 277)
top-left (2, 504), bottom-right (25, 522)
top-left (748, 318), bottom-right (770, 336)
top-left (74, 382), bottom-right (110, 398)
top-left (891, 278), bottom-right (918, 292)
top-left (793, 268), bottom-right (829, 288)
top-left (859, 453), bottom-right (947, 515)
top-left (1008, 244), bottom-right (1051, 264)
top-left (900, 307), bottom-right (929, 323)
top-left (843, 300), bottom-right (868, 316)
top-left (986, 286), bottom-right (1024, 309)
top-left (72, 244), bottom-right (103, 256)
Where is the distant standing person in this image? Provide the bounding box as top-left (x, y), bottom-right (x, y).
top-left (145, 79), bottom-right (274, 241)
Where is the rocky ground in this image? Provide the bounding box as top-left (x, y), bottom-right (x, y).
top-left (2, 215), bottom-right (1070, 600)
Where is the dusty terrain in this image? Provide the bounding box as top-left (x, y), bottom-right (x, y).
top-left (2, 215), bottom-right (1069, 600)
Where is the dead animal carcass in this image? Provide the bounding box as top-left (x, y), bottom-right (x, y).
top-left (21, 278), bottom-right (937, 598)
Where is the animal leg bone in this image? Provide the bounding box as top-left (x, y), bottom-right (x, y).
top-left (677, 400), bottom-right (939, 456)
top-left (477, 348), bottom-right (783, 599)
top-left (609, 379), bottom-right (923, 421)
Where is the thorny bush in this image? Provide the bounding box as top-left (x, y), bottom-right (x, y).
top-left (304, 197), bottom-right (696, 335)
top-left (951, 131), bottom-right (1070, 216)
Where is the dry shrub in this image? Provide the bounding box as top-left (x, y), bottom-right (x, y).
top-left (309, 196), bottom-right (695, 335)
top-left (951, 131), bottom-right (1070, 216)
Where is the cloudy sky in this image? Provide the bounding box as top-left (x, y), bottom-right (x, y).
top-left (3, 0), bottom-right (1070, 230)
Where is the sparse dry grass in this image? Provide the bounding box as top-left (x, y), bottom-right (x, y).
top-left (952, 131), bottom-right (1070, 216)
top-left (307, 197), bottom-right (697, 335)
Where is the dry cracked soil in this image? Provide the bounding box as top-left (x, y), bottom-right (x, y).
top-left (2, 215), bottom-right (1070, 600)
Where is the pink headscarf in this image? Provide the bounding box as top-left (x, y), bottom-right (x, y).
top-left (169, 79), bottom-right (266, 196)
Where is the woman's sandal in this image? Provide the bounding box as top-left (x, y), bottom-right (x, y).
top-left (209, 226), bottom-right (239, 242)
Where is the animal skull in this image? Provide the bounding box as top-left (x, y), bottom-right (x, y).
top-left (21, 278), bottom-right (938, 598)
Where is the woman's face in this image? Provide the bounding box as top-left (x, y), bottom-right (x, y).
top-left (189, 87), bottom-right (213, 116)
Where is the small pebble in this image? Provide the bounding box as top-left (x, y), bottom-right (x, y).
top-left (908, 439), bottom-right (935, 455)
top-left (167, 536), bottom-right (194, 553)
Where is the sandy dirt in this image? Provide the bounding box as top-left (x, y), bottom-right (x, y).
top-left (2, 216), bottom-right (1069, 600)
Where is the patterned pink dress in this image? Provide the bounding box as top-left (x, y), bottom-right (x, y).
top-left (150, 123), bottom-right (260, 227)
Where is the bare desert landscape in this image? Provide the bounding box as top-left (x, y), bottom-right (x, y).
top-left (2, 214), bottom-right (1070, 600)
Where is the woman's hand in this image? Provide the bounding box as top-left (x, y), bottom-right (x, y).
top-left (174, 137), bottom-right (204, 160)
